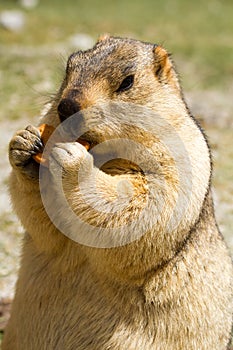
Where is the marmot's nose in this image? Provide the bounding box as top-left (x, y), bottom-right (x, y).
top-left (57, 98), bottom-right (81, 122)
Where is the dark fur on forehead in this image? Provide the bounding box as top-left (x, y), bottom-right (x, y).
top-left (67, 36), bottom-right (157, 68)
top-left (94, 35), bottom-right (157, 49)
top-left (65, 36), bottom-right (159, 87)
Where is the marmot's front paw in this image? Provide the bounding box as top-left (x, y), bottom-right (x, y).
top-left (49, 142), bottom-right (93, 182)
top-left (9, 125), bottom-right (44, 178)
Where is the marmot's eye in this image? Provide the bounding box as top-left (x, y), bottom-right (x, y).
top-left (116, 75), bottom-right (134, 93)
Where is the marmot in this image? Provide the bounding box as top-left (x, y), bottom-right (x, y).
top-left (3, 35), bottom-right (233, 350)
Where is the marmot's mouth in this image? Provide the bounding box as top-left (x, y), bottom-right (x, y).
top-left (76, 132), bottom-right (143, 176)
top-left (76, 136), bottom-right (97, 152)
top-left (34, 124), bottom-right (136, 173)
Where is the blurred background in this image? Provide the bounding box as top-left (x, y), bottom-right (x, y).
top-left (0, 0), bottom-right (232, 342)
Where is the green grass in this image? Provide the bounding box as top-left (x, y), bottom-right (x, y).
top-left (0, 0), bottom-right (233, 89)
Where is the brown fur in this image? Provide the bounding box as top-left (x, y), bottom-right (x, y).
top-left (3, 36), bottom-right (233, 349)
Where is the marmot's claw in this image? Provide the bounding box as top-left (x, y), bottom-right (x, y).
top-left (25, 124), bottom-right (41, 138)
top-left (9, 126), bottom-right (43, 177)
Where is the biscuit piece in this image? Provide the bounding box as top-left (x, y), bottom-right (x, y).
top-left (33, 123), bottom-right (90, 167)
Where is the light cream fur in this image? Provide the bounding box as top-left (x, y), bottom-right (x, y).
top-left (3, 36), bottom-right (233, 350)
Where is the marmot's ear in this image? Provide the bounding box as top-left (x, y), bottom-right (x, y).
top-left (97, 33), bottom-right (110, 43)
top-left (153, 46), bottom-right (178, 88)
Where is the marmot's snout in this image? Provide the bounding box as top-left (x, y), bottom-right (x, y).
top-left (57, 98), bottom-right (81, 122)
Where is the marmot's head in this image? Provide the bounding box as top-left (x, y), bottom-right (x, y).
top-left (51, 35), bottom-right (208, 174)
top-left (44, 36), bottom-right (211, 280)
top-left (57, 35), bottom-right (181, 120)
